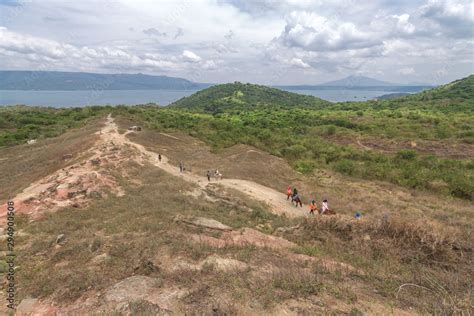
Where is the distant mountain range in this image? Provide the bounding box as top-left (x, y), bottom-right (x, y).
top-left (0, 71), bottom-right (209, 90)
top-left (0, 71), bottom-right (434, 92)
top-left (277, 75), bottom-right (434, 93)
top-left (320, 75), bottom-right (396, 87)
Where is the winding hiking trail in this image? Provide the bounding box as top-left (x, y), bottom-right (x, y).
top-left (104, 114), bottom-right (305, 218)
top-left (0, 114), bottom-right (305, 223)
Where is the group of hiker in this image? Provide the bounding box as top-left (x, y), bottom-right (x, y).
top-left (207, 169), bottom-right (222, 181)
top-left (286, 186), bottom-right (332, 215)
top-left (157, 153), bottom-right (332, 216)
top-left (159, 153), bottom-right (222, 181)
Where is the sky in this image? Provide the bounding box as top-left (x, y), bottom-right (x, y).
top-left (0, 0), bottom-right (473, 85)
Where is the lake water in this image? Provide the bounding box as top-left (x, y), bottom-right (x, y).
top-left (0, 88), bottom-right (407, 107)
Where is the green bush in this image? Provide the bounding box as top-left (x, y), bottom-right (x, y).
top-left (334, 159), bottom-right (356, 175)
top-left (396, 149), bottom-right (417, 160)
top-left (294, 160), bottom-right (316, 174)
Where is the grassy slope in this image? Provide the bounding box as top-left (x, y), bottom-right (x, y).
top-left (4, 119), bottom-right (472, 315)
top-left (116, 77), bottom-right (474, 200)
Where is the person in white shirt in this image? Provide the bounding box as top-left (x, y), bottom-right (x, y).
top-left (321, 199), bottom-right (329, 214)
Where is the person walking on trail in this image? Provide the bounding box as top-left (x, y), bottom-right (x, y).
top-left (292, 188), bottom-right (298, 200)
top-left (207, 170), bottom-right (211, 182)
top-left (286, 186), bottom-right (292, 200)
top-left (179, 162), bottom-right (184, 173)
top-left (214, 169), bottom-right (222, 181)
top-left (321, 199), bottom-right (330, 214)
top-left (309, 199), bottom-right (317, 215)
top-left (158, 154), bottom-right (162, 162)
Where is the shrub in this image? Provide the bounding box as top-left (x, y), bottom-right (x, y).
top-left (294, 160), bottom-right (315, 174)
top-left (282, 144), bottom-right (308, 159)
top-left (334, 159), bottom-right (355, 175)
top-left (326, 125), bottom-right (336, 136)
top-left (396, 149), bottom-right (417, 160)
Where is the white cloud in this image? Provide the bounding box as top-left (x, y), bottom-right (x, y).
top-left (420, 0), bottom-right (474, 37)
top-left (0, 0), bottom-right (472, 84)
top-left (182, 50), bottom-right (202, 63)
top-left (278, 11), bottom-right (379, 51)
top-left (392, 14), bottom-right (416, 34)
top-left (289, 58), bottom-right (310, 68)
top-left (0, 27), bottom-right (179, 72)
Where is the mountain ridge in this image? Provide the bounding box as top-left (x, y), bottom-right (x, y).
top-left (0, 70), bottom-right (209, 90)
top-left (320, 75), bottom-right (398, 86)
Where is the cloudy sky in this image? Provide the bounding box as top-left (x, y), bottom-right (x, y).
top-left (0, 0), bottom-right (473, 84)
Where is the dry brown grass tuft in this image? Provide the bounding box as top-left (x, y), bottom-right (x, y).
top-left (302, 215), bottom-right (469, 265)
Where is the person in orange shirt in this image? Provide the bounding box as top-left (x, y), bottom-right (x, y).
top-left (309, 199), bottom-right (317, 215)
top-left (286, 186), bottom-right (292, 200)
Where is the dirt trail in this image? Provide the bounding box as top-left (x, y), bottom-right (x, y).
top-left (0, 115), bottom-right (306, 222)
top-left (105, 115), bottom-right (306, 218)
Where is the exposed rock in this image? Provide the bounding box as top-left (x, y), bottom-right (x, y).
top-left (189, 227), bottom-right (296, 250)
top-left (56, 234), bottom-right (66, 244)
top-left (103, 275), bottom-right (185, 311)
top-left (17, 298), bottom-right (38, 314)
top-left (232, 228), bottom-right (296, 250)
top-left (363, 234), bottom-right (371, 241)
top-left (275, 225), bottom-right (301, 234)
top-left (91, 253), bottom-right (111, 265)
top-left (201, 255), bottom-right (248, 272)
top-left (175, 215), bottom-right (232, 231)
top-left (170, 259), bottom-right (201, 272)
top-left (104, 276), bottom-right (160, 304)
top-left (17, 298), bottom-right (56, 315)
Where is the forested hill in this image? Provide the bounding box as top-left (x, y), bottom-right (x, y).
top-left (170, 82), bottom-right (331, 113)
top-left (0, 71), bottom-right (207, 90)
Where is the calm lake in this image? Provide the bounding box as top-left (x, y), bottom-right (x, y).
top-left (0, 88), bottom-right (407, 107)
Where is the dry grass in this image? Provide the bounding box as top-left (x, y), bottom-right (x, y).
top-left (3, 116), bottom-right (473, 315)
top-left (0, 117), bottom-right (103, 201)
top-left (289, 215), bottom-right (474, 314)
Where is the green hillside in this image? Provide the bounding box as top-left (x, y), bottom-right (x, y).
top-left (2, 77), bottom-right (473, 199)
top-left (412, 75), bottom-right (474, 100)
top-left (117, 76), bottom-right (474, 200)
top-left (170, 82), bottom-right (331, 113)
top-left (0, 105), bottom-right (108, 147)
